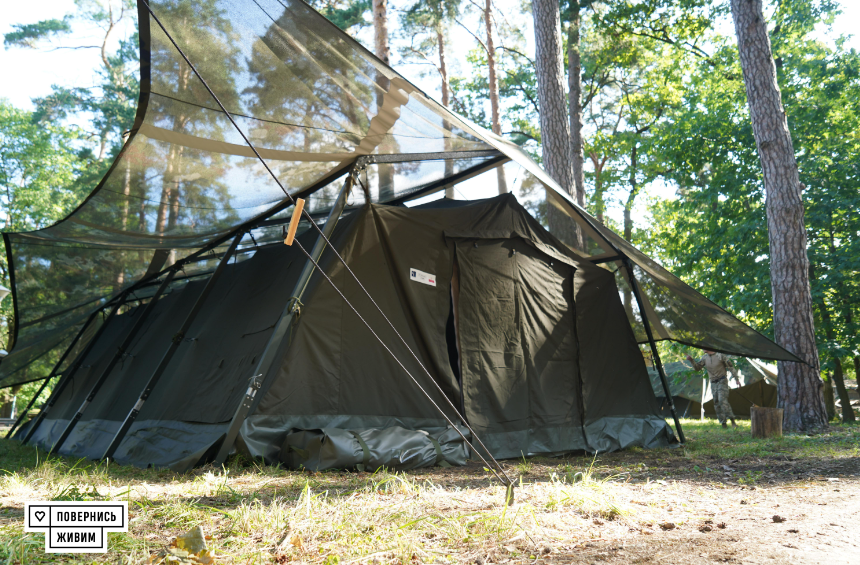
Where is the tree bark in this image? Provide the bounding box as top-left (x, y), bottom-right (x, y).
top-left (567, 2), bottom-right (586, 210)
top-left (373, 0), bottom-right (390, 66)
top-left (373, 0), bottom-right (395, 201)
top-left (532, 0), bottom-right (582, 249)
top-left (483, 0), bottom-right (508, 194)
top-left (437, 21), bottom-right (456, 200)
top-left (730, 0), bottom-right (826, 431)
top-left (822, 373), bottom-right (836, 421)
top-left (855, 356), bottom-right (860, 402)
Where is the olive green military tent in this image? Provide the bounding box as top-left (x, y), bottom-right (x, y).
top-left (2, 0), bottom-right (802, 471)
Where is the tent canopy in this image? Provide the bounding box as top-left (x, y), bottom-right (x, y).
top-left (0, 0), bottom-right (800, 391)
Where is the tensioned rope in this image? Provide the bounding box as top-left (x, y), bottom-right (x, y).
top-left (141, 0), bottom-right (513, 488)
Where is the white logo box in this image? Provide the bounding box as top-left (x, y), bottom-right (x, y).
top-left (25, 501), bottom-right (128, 553)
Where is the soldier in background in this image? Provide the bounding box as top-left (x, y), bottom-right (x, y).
top-left (686, 349), bottom-right (741, 428)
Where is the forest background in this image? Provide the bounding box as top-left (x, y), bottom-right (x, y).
top-left (1, 0), bottom-right (858, 421)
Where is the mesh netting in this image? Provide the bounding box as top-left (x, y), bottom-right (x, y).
top-left (587, 216), bottom-right (800, 362)
top-left (0, 0), bottom-right (796, 388)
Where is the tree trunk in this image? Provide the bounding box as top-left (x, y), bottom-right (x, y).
top-left (588, 151), bottom-right (607, 224)
top-left (730, 0), bottom-right (826, 431)
top-left (624, 143), bottom-right (639, 243)
top-left (373, 0), bottom-right (394, 201)
top-left (373, 0), bottom-right (390, 66)
top-left (822, 372), bottom-right (836, 421)
top-left (532, 0), bottom-right (582, 249)
top-left (832, 357), bottom-right (854, 422)
top-left (438, 22), bottom-right (456, 200)
top-left (855, 356), bottom-right (860, 402)
top-left (483, 0), bottom-right (507, 194)
top-left (567, 2), bottom-right (586, 210)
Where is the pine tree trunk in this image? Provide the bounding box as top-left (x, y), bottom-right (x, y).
top-left (373, 0), bottom-right (390, 65)
top-left (567, 3), bottom-right (586, 209)
top-left (822, 372), bottom-right (836, 421)
top-left (532, 0), bottom-right (582, 249)
top-left (730, 0), bottom-right (826, 431)
top-left (483, 0), bottom-right (507, 194)
top-left (832, 358), bottom-right (855, 422)
top-left (437, 21), bottom-right (456, 200)
top-left (373, 0), bottom-right (394, 201)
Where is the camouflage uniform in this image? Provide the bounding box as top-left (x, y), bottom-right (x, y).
top-left (691, 353), bottom-right (735, 425)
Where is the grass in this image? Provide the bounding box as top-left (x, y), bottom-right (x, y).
top-left (0, 441), bottom-right (626, 564)
top-left (1, 419), bottom-right (858, 564)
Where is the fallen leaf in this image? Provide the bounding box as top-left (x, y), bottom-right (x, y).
top-left (151, 526), bottom-right (215, 564)
top-left (289, 535), bottom-right (304, 551)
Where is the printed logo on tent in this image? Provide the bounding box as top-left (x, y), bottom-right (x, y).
top-left (25, 501), bottom-right (128, 553)
top-left (409, 268), bottom-right (436, 287)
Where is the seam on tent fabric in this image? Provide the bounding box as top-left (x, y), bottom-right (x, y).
top-left (95, 185), bottom-right (289, 211)
top-left (138, 124), bottom-right (360, 162)
top-left (569, 268), bottom-right (590, 452)
top-left (18, 297), bottom-right (110, 330)
top-left (149, 91), bottom-right (356, 136)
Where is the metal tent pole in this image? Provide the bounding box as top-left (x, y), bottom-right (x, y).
top-left (213, 171), bottom-right (355, 465)
top-left (101, 232), bottom-right (244, 461)
top-left (5, 309), bottom-right (102, 439)
top-left (21, 294), bottom-right (128, 445)
top-left (624, 258), bottom-right (686, 444)
top-left (48, 271), bottom-right (177, 456)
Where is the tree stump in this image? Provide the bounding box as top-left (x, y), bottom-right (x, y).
top-left (751, 407), bottom-right (784, 438)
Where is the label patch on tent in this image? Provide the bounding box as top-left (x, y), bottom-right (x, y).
top-left (409, 268), bottom-right (436, 287)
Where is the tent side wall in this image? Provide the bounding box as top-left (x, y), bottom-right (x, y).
top-left (19, 223), bottom-right (341, 470)
top-left (575, 266), bottom-right (675, 451)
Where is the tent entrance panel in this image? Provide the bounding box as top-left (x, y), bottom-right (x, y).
top-left (454, 238), bottom-right (585, 459)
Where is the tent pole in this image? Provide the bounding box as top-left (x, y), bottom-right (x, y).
top-left (213, 169), bottom-right (356, 466)
top-left (101, 232), bottom-right (245, 462)
top-left (5, 308), bottom-right (102, 439)
top-left (21, 294), bottom-right (128, 445)
top-left (48, 271), bottom-right (177, 456)
top-left (624, 258), bottom-right (686, 444)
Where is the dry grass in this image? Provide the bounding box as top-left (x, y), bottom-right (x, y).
top-left (1, 420), bottom-right (859, 564)
top-left (0, 444), bottom-right (636, 564)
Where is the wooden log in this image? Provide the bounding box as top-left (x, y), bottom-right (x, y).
top-left (750, 407), bottom-right (783, 438)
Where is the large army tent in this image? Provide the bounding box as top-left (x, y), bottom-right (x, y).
top-left (3, 0), bottom-right (802, 471)
top-left (649, 359), bottom-right (778, 419)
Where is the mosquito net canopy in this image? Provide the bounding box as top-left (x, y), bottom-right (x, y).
top-left (0, 0), bottom-right (800, 390)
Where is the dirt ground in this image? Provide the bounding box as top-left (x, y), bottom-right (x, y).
top-left (1, 420), bottom-right (858, 564)
top-left (443, 452), bottom-right (860, 564)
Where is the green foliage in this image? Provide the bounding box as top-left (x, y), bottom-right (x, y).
top-left (641, 0), bottom-right (860, 375)
top-left (311, 0), bottom-right (371, 31)
top-left (3, 17), bottom-right (72, 49)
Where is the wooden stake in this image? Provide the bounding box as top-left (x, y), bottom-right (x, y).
top-left (284, 198), bottom-right (305, 246)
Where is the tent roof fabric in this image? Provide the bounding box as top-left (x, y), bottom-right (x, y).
top-left (0, 0), bottom-right (798, 389)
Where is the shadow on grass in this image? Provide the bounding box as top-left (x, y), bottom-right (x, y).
top-left (1, 420), bottom-right (858, 502)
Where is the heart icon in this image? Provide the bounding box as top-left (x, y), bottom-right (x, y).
top-left (34, 511), bottom-right (45, 522)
